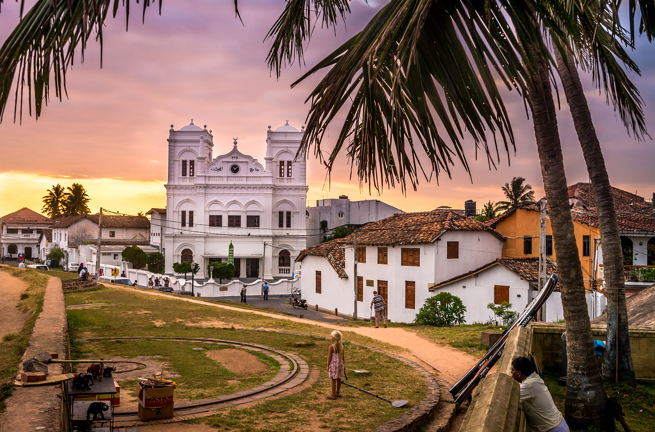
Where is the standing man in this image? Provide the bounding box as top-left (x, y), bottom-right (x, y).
top-left (511, 356), bottom-right (569, 432)
top-left (240, 284), bottom-right (247, 303)
top-left (370, 290), bottom-right (387, 328)
top-left (262, 280), bottom-right (269, 301)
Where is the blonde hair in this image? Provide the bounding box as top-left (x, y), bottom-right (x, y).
top-left (331, 330), bottom-right (344, 363)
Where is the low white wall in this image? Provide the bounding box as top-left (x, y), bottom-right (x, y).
top-left (544, 291), bottom-right (606, 322)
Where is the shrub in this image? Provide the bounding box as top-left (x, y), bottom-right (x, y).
top-left (209, 262), bottom-right (235, 283)
top-left (173, 261), bottom-right (192, 279)
top-left (47, 246), bottom-right (65, 262)
top-left (121, 245), bottom-right (148, 269)
top-left (147, 252), bottom-right (165, 274)
top-left (487, 302), bottom-right (518, 326)
top-left (414, 293), bottom-right (466, 326)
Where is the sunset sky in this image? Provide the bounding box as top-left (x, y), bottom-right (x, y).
top-left (1, 1), bottom-right (654, 219)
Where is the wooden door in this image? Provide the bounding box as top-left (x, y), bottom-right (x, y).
top-left (378, 280), bottom-right (388, 317)
top-left (494, 285), bottom-right (510, 304)
top-left (405, 281), bottom-right (415, 309)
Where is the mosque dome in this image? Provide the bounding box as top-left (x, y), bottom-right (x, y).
top-left (179, 120), bottom-right (204, 131)
top-left (274, 121), bottom-right (299, 132)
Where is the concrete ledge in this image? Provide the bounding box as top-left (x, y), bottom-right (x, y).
top-left (0, 276), bottom-right (69, 432)
top-left (459, 326), bottom-right (529, 432)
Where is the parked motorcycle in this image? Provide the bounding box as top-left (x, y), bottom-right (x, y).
top-left (291, 289), bottom-right (308, 309)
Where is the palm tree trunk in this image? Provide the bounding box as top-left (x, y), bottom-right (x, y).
top-left (555, 48), bottom-right (636, 386)
top-left (526, 44), bottom-right (609, 428)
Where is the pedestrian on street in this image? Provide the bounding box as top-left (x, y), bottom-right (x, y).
top-left (370, 291), bottom-right (387, 328)
top-left (240, 284), bottom-right (247, 303)
top-left (263, 280), bottom-right (269, 300)
top-left (326, 330), bottom-right (345, 400)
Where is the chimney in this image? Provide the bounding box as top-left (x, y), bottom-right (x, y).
top-left (465, 200), bottom-right (476, 218)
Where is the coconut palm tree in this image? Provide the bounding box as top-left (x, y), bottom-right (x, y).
top-left (496, 177), bottom-right (536, 212)
top-left (475, 201), bottom-right (500, 222)
top-left (63, 183), bottom-right (91, 215)
top-left (41, 183), bottom-right (65, 218)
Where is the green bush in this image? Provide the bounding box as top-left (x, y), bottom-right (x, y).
top-left (47, 246), bottom-right (65, 262)
top-left (209, 262), bottom-right (235, 283)
top-left (414, 293), bottom-right (466, 326)
top-left (487, 302), bottom-right (518, 326)
top-left (121, 245), bottom-right (149, 269)
top-left (147, 252), bottom-right (165, 274)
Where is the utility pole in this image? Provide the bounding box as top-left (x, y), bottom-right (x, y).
top-left (353, 231), bottom-right (358, 320)
top-left (95, 208), bottom-right (103, 278)
top-left (538, 199), bottom-right (547, 289)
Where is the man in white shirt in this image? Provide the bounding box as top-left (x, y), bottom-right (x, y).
top-left (18, 261), bottom-right (26, 268)
top-left (511, 356), bottom-right (569, 432)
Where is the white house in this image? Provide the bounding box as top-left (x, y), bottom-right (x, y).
top-left (37, 229), bottom-right (53, 261)
top-left (162, 120), bottom-right (308, 279)
top-left (146, 208), bottom-right (167, 252)
top-left (296, 210), bottom-right (505, 323)
top-left (306, 196), bottom-right (404, 247)
top-left (428, 258), bottom-right (606, 323)
top-left (49, 214), bottom-right (150, 268)
top-left (0, 208), bottom-right (53, 260)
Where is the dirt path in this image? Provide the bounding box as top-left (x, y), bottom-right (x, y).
top-left (110, 285), bottom-right (477, 384)
top-left (0, 268), bottom-right (29, 341)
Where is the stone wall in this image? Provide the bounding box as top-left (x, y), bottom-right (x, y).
top-left (531, 322), bottom-right (655, 379)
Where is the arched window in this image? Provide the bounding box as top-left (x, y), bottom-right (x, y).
top-left (338, 211), bottom-right (344, 219)
top-left (278, 250), bottom-right (291, 268)
top-left (181, 249), bottom-right (193, 263)
top-left (8, 244), bottom-right (17, 254)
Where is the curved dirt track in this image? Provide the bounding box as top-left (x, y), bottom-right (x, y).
top-left (110, 284), bottom-right (478, 383)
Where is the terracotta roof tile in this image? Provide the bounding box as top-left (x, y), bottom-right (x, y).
top-left (146, 208), bottom-right (167, 215)
top-left (51, 214), bottom-right (150, 229)
top-left (296, 238), bottom-right (348, 278)
top-left (593, 283), bottom-right (655, 327)
top-left (1, 207), bottom-right (52, 224)
top-left (430, 257), bottom-right (559, 291)
top-left (569, 182), bottom-right (653, 214)
top-left (571, 210), bottom-right (655, 233)
top-left (343, 210), bottom-right (503, 245)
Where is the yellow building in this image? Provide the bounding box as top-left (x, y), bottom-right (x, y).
top-left (487, 205), bottom-right (600, 289)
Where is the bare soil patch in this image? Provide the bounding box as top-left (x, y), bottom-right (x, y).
top-left (205, 349), bottom-right (269, 374)
top-left (0, 269), bottom-right (29, 340)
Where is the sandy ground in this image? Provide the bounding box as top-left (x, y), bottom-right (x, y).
top-left (205, 348), bottom-right (269, 374)
top-left (0, 268), bottom-right (29, 341)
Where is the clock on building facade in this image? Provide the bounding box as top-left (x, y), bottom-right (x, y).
top-left (230, 164), bottom-right (240, 174)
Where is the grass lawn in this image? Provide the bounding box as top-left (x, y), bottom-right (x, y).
top-left (542, 372), bottom-right (655, 432)
top-left (0, 268), bottom-right (48, 414)
top-left (66, 286), bottom-right (427, 431)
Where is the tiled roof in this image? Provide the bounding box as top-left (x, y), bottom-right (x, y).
top-left (84, 239), bottom-right (150, 246)
top-left (296, 238), bottom-right (348, 278)
top-left (1, 207), bottom-right (52, 224)
top-left (146, 208), bottom-right (167, 215)
top-left (593, 283), bottom-right (655, 327)
top-left (41, 228), bottom-right (52, 242)
top-left (51, 214), bottom-right (150, 229)
top-left (343, 210), bottom-right (503, 246)
top-left (569, 182), bottom-right (653, 214)
top-left (571, 210), bottom-right (655, 234)
top-left (430, 257), bottom-right (559, 291)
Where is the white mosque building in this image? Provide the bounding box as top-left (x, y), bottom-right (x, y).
top-left (161, 120), bottom-right (308, 279)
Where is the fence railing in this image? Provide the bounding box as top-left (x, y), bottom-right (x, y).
top-left (624, 265), bottom-right (655, 282)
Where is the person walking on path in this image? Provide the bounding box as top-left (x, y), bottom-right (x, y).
top-left (262, 280), bottom-right (269, 300)
top-left (327, 330), bottom-right (346, 400)
top-left (511, 356), bottom-right (569, 432)
top-left (370, 291), bottom-right (387, 328)
top-left (240, 284), bottom-right (247, 303)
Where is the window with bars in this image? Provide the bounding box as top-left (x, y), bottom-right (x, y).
top-left (279, 250), bottom-right (291, 267)
top-left (357, 277), bottom-right (363, 301)
top-left (357, 246), bottom-right (367, 263)
top-left (181, 211), bottom-right (187, 227)
top-left (377, 247), bottom-right (388, 265)
top-left (316, 271), bottom-right (322, 293)
top-left (401, 248), bottom-right (420, 266)
top-left (279, 161), bottom-right (285, 177)
top-left (287, 161), bottom-right (292, 177)
top-left (546, 235), bottom-right (553, 256)
top-left (405, 281), bottom-right (416, 309)
top-left (189, 211), bottom-right (194, 228)
top-left (447, 241), bottom-right (459, 259)
top-left (286, 211), bottom-right (291, 228)
top-left (247, 216), bottom-right (260, 228)
top-left (524, 237), bottom-right (532, 255)
top-left (209, 215), bottom-right (222, 227)
top-left (182, 160), bottom-right (187, 177)
top-left (189, 160), bottom-right (195, 177)
top-left (278, 211), bottom-right (284, 228)
top-left (582, 235), bottom-right (591, 257)
top-left (228, 215), bottom-right (241, 227)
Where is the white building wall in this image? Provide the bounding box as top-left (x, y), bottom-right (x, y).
top-left (433, 231), bottom-right (503, 284)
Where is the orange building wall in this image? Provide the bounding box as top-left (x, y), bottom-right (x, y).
top-left (493, 209), bottom-right (601, 288)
